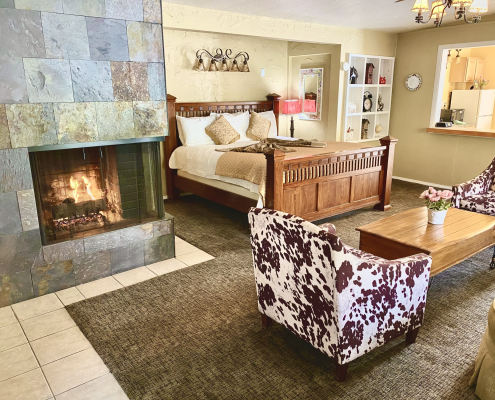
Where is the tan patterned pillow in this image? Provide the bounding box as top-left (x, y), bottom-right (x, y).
top-left (247, 111), bottom-right (271, 141)
top-left (205, 115), bottom-right (240, 145)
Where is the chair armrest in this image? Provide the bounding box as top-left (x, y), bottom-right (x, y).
top-left (319, 222), bottom-right (336, 235)
top-left (334, 248), bottom-right (432, 364)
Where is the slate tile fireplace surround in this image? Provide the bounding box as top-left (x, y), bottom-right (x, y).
top-left (0, 139), bottom-right (174, 307)
top-left (0, 0), bottom-right (173, 306)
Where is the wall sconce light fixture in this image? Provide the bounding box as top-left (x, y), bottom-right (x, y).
top-left (194, 48), bottom-right (250, 72)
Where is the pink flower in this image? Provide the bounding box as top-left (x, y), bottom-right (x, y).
top-left (430, 195), bottom-right (441, 202)
top-left (419, 190), bottom-right (429, 199)
top-left (439, 190), bottom-right (453, 199)
top-left (428, 187), bottom-right (437, 194)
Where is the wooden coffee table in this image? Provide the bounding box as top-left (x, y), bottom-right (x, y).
top-left (357, 207), bottom-right (495, 276)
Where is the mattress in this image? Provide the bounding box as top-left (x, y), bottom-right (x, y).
top-left (169, 136), bottom-right (296, 197)
top-left (169, 140), bottom-right (260, 195)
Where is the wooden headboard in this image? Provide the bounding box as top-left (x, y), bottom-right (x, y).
top-left (164, 93), bottom-right (282, 199)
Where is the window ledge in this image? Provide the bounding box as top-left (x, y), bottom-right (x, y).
top-left (426, 127), bottom-right (495, 138)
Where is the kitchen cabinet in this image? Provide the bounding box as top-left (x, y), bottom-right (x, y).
top-left (449, 57), bottom-right (485, 83)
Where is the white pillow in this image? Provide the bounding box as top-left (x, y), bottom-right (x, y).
top-left (211, 111), bottom-right (251, 141)
top-left (176, 115), bottom-right (216, 146)
top-left (257, 111), bottom-right (278, 138)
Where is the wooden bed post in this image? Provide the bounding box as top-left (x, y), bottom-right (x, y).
top-left (165, 94), bottom-right (180, 200)
top-left (266, 93), bottom-right (282, 133)
top-left (265, 149), bottom-right (285, 210)
top-left (374, 135), bottom-right (398, 212)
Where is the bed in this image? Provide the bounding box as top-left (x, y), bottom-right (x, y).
top-left (164, 94), bottom-right (397, 222)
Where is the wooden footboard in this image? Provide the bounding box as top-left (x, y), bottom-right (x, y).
top-left (265, 136), bottom-right (397, 221)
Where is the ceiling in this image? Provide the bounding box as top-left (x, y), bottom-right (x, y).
top-left (164, 0), bottom-right (495, 33)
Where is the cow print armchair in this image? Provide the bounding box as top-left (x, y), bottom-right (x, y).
top-left (452, 157), bottom-right (495, 269)
top-left (248, 208), bottom-right (432, 382)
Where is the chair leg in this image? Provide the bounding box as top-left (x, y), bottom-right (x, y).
top-left (261, 314), bottom-right (272, 328)
top-left (334, 358), bottom-right (349, 382)
top-left (490, 246), bottom-right (495, 270)
top-left (406, 327), bottom-right (420, 344)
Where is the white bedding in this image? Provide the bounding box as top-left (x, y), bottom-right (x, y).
top-left (169, 136), bottom-right (296, 197)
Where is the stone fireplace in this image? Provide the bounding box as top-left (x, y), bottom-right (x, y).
top-left (0, 0), bottom-right (172, 306)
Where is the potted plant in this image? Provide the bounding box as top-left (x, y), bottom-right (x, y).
top-left (419, 187), bottom-right (454, 225)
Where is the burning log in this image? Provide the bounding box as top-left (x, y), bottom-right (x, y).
top-left (54, 212), bottom-right (105, 231)
top-left (51, 199), bottom-right (106, 220)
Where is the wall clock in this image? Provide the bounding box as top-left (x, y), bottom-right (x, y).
top-left (363, 91), bottom-right (373, 112)
top-left (405, 74), bottom-right (422, 91)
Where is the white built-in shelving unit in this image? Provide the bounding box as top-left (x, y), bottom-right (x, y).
top-left (344, 54), bottom-right (395, 143)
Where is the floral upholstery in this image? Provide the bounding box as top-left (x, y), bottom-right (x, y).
top-left (452, 157), bottom-right (495, 213)
top-left (248, 208), bottom-right (432, 365)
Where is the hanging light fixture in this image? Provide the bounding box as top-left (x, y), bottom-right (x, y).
top-left (411, 0), bottom-right (488, 27)
top-left (447, 50), bottom-right (452, 63)
top-left (454, 49), bottom-right (462, 64)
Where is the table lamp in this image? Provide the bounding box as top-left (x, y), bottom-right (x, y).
top-left (283, 99), bottom-right (301, 138)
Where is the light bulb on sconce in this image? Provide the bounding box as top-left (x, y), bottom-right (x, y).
top-left (243, 60), bottom-right (250, 73)
top-left (231, 59), bottom-right (240, 72)
top-left (447, 50), bottom-right (452, 63)
top-left (209, 60), bottom-right (218, 71)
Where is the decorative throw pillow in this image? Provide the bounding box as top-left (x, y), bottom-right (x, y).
top-left (257, 110), bottom-right (278, 138)
top-left (205, 115), bottom-right (240, 145)
top-left (211, 111), bottom-right (251, 141)
top-left (177, 115), bottom-right (216, 146)
top-left (246, 111), bottom-right (271, 141)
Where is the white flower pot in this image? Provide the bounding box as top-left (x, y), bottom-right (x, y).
top-left (428, 209), bottom-right (448, 225)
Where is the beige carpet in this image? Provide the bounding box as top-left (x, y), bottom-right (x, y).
top-left (67, 180), bottom-right (494, 399)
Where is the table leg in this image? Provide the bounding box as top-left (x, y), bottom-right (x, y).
top-left (491, 246), bottom-right (495, 270)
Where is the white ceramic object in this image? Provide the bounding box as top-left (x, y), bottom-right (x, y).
top-left (405, 73), bottom-right (422, 91)
top-left (428, 209), bottom-right (447, 225)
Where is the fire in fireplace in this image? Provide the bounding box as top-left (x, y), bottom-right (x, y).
top-left (29, 141), bottom-right (163, 245)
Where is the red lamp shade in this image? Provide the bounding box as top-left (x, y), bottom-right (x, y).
top-left (304, 100), bottom-right (316, 113)
top-left (282, 99), bottom-right (301, 115)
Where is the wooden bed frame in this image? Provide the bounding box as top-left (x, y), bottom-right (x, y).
top-left (164, 94), bottom-right (397, 222)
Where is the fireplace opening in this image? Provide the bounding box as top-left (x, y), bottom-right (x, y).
top-left (30, 142), bottom-right (164, 245)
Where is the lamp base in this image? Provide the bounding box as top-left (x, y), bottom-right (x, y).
top-left (290, 116), bottom-right (295, 138)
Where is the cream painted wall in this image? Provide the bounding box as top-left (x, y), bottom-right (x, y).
top-left (390, 21), bottom-right (495, 187)
top-left (163, 30), bottom-right (289, 103)
top-left (161, 3), bottom-right (397, 140)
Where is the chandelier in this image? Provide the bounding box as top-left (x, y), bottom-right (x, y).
top-left (411, 0), bottom-right (488, 27)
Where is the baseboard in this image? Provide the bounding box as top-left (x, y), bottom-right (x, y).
top-left (392, 176), bottom-right (451, 190)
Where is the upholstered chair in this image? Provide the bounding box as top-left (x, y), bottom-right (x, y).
top-left (248, 208), bottom-right (432, 382)
top-left (470, 299), bottom-right (495, 399)
top-left (452, 157), bottom-right (495, 269)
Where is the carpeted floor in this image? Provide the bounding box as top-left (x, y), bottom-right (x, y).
top-left (67, 180), bottom-right (495, 400)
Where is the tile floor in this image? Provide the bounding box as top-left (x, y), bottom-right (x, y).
top-left (0, 237), bottom-right (213, 400)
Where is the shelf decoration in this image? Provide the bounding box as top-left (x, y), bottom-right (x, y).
top-left (194, 48), bottom-right (250, 72)
top-left (350, 66), bottom-right (359, 84)
top-left (377, 94), bottom-right (384, 111)
top-left (380, 76), bottom-right (387, 84)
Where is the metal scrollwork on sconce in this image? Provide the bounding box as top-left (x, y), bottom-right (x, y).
top-left (194, 48), bottom-right (250, 72)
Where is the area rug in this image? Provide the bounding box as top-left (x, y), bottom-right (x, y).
top-left (67, 180), bottom-right (495, 399)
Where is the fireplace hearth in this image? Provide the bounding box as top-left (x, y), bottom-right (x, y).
top-left (30, 142), bottom-right (164, 245)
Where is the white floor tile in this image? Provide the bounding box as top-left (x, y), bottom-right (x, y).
top-left (0, 306), bottom-right (17, 328)
top-left (42, 348), bottom-right (109, 395)
top-left (0, 368), bottom-right (52, 400)
top-left (77, 276), bottom-right (123, 299)
top-left (12, 294), bottom-right (64, 321)
top-left (31, 327), bottom-right (92, 366)
top-left (175, 236), bottom-right (184, 243)
top-left (0, 343), bottom-right (39, 382)
top-left (113, 266), bottom-right (156, 287)
top-left (146, 258), bottom-right (188, 276)
top-left (56, 287), bottom-right (85, 306)
top-left (21, 309), bottom-right (76, 342)
top-left (55, 373), bottom-right (128, 400)
top-left (175, 241), bottom-right (199, 256)
top-left (176, 250), bottom-right (214, 266)
top-left (0, 322), bottom-right (27, 352)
